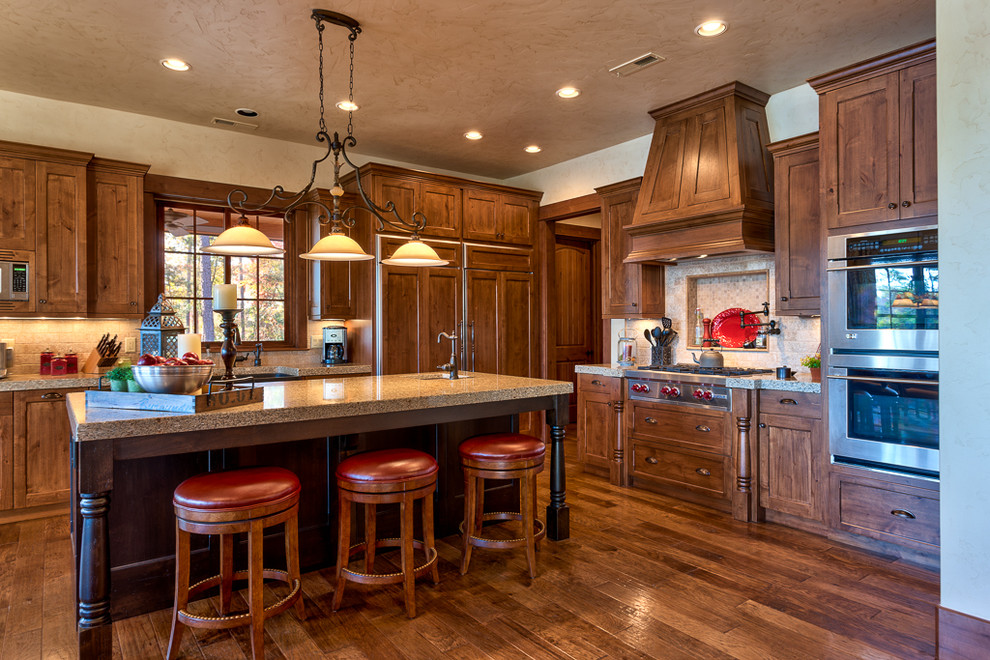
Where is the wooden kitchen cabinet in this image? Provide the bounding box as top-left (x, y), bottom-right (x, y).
top-left (0, 393), bottom-right (12, 511)
top-left (596, 178), bottom-right (664, 318)
top-left (811, 40), bottom-right (936, 230)
top-left (12, 388), bottom-right (79, 515)
top-left (463, 190), bottom-right (538, 245)
top-left (373, 174), bottom-right (462, 239)
top-left (87, 157), bottom-right (150, 317)
top-left (309, 190), bottom-right (373, 320)
top-left (0, 154), bottom-right (38, 253)
top-left (757, 390), bottom-right (824, 522)
top-left (768, 134), bottom-right (821, 316)
top-left (576, 374), bottom-right (621, 481)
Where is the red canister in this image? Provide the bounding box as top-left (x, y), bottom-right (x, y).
top-left (65, 353), bottom-right (78, 374)
top-left (51, 357), bottom-right (67, 376)
top-left (40, 350), bottom-right (54, 375)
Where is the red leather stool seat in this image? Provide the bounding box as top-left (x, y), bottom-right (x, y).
top-left (459, 433), bottom-right (546, 462)
top-left (336, 448), bottom-right (438, 484)
top-left (174, 466), bottom-right (300, 512)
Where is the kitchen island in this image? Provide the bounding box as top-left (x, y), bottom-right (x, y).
top-left (67, 372), bottom-right (571, 659)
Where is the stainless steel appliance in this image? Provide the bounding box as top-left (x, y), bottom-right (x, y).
top-left (322, 326), bottom-right (348, 365)
top-left (0, 342), bottom-right (9, 378)
top-left (0, 260), bottom-right (29, 301)
top-left (627, 365), bottom-right (773, 410)
top-left (827, 226), bottom-right (938, 353)
top-left (828, 352), bottom-right (938, 479)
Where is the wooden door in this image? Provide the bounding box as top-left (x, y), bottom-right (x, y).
top-left (379, 266), bottom-right (422, 375)
top-left (465, 269), bottom-right (498, 373)
top-left (821, 73), bottom-right (900, 229)
top-left (898, 59), bottom-right (938, 221)
top-left (87, 160), bottom-right (146, 316)
top-left (0, 156), bottom-right (37, 251)
top-left (13, 390), bottom-right (76, 509)
top-left (421, 267), bottom-right (462, 372)
top-left (462, 190), bottom-right (498, 242)
top-left (35, 160), bottom-right (87, 314)
top-left (420, 184), bottom-right (461, 238)
top-left (499, 195), bottom-right (535, 244)
top-left (759, 413), bottom-right (823, 521)
top-left (772, 136), bottom-right (821, 316)
top-left (554, 237), bottom-right (595, 420)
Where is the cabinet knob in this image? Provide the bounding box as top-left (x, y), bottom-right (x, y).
top-left (902, 200), bottom-right (912, 208)
top-left (591, 379), bottom-right (603, 386)
top-left (631, 302), bottom-right (637, 307)
top-left (644, 416), bottom-right (657, 424)
top-left (780, 296), bottom-right (788, 301)
top-left (607, 401), bottom-right (612, 407)
top-left (890, 509), bottom-right (916, 520)
top-left (41, 392), bottom-right (64, 400)
top-left (130, 301), bottom-right (138, 306)
top-left (695, 468), bottom-right (711, 477)
top-left (759, 423), bottom-right (767, 428)
top-left (39, 299), bottom-right (47, 304)
top-left (645, 456), bottom-right (659, 464)
top-left (694, 424), bottom-right (711, 433)
top-left (887, 202), bottom-right (897, 210)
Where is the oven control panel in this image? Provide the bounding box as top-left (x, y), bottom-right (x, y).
top-left (627, 379), bottom-right (730, 410)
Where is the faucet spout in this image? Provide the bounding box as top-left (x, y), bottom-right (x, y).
top-left (435, 329), bottom-right (460, 379)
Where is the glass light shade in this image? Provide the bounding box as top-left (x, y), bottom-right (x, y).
top-left (201, 225), bottom-right (284, 256)
top-left (299, 232), bottom-right (375, 261)
top-left (381, 240), bottom-right (448, 267)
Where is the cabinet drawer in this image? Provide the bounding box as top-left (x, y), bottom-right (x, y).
top-left (758, 390), bottom-right (821, 418)
top-left (630, 402), bottom-right (726, 454)
top-left (578, 373), bottom-right (617, 395)
top-left (632, 442), bottom-right (727, 498)
top-left (837, 479), bottom-right (939, 548)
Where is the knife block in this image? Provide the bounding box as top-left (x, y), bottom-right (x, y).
top-left (82, 349), bottom-right (117, 374)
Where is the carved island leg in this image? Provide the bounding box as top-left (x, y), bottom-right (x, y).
top-left (545, 393), bottom-right (570, 541)
top-left (610, 399), bottom-right (627, 487)
top-left (77, 440), bottom-right (114, 660)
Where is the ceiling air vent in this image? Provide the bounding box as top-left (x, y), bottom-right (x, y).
top-left (609, 52), bottom-right (666, 77)
top-left (210, 117), bottom-right (258, 130)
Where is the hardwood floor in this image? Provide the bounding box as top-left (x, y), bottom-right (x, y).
top-left (0, 438), bottom-right (939, 659)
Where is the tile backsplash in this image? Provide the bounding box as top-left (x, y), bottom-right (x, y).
top-left (609, 254), bottom-right (821, 371)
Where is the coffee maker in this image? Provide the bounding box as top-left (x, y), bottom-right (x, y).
top-left (322, 326), bottom-right (348, 365)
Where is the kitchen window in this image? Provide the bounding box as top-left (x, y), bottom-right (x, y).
top-left (161, 203), bottom-right (292, 348)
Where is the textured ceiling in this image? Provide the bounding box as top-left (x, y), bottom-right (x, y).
top-left (0, 0), bottom-right (934, 179)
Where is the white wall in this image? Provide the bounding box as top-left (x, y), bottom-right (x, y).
top-left (936, 0), bottom-right (990, 621)
top-left (765, 84), bottom-right (820, 142)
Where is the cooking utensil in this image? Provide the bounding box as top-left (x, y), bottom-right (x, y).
top-left (661, 317), bottom-right (672, 329)
top-left (711, 308), bottom-right (760, 348)
top-left (132, 365), bottom-right (214, 394)
top-left (691, 349), bottom-right (724, 368)
top-left (652, 327), bottom-right (663, 346)
top-left (661, 329), bottom-right (677, 346)
top-left (644, 329), bottom-right (655, 346)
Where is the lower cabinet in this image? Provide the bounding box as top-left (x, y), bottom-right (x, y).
top-left (576, 374), bottom-right (619, 480)
top-left (0, 393), bottom-right (12, 510)
top-left (757, 390), bottom-right (824, 522)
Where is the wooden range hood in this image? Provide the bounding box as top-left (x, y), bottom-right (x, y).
top-left (625, 82), bottom-right (775, 263)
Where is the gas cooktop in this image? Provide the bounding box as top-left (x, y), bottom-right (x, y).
top-left (636, 364), bottom-right (774, 377)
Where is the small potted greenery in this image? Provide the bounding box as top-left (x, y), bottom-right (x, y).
top-left (106, 365), bottom-right (141, 392)
top-left (800, 353), bottom-right (822, 382)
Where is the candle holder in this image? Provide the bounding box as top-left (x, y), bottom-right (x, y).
top-left (213, 309), bottom-right (241, 388)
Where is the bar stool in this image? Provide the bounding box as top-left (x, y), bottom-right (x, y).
top-left (331, 448), bottom-right (439, 618)
top-left (167, 466), bottom-right (304, 660)
top-left (459, 432), bottom-right (546, 578)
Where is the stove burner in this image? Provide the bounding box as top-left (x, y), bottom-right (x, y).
top-left (637, 363), bottom-right (774, 377)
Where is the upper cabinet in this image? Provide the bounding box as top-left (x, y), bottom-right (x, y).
top-left (372, 173), bottom-right (462, 239)
top-left (596, 178), bottom-right (663, 318)
top-left (768, 134), bottom-right (821, 316)
top-left (463, 190), bottom-right (537, 245)
top-left (309, 190), bottom-right (373, 320)
top-left (810, 40), bottom-right (936, 230)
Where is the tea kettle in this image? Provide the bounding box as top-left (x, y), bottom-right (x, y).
top-left (691, 349), bottom-right (724, 369)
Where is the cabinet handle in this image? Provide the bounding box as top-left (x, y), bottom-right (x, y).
top-left (41, 392), bottom-right (64, 400)
top-left (695, 468), bottom-right (711, 477)
top-left (39, 298), bottom-right (47, 304)
top-left (780, 296), bottom-right (788, 301)
top-left (631, 302), bottom-right (638, 307)
top-left (890, 509), bottom-right (916, 520)
top-left (779, 398), bottom-right (797, 405)
top-left (130, 301), bottom-right (138, 306)
top-left (591, 379), bottom-right (603, 386)
top-left (645, 456), bottom-right (659, 464)
top-left (695, 424), bottom-right (710, 433)
top-left (644, 416), bottom-right (657, 424)
top-left (887, 202), bottom-right (897, 210)
top-left (607, 401), bottom-right (612, 407)
top-left (902, 200), bottom-right (912, 208)
top-left (759, 423), bottom-right (767, 428)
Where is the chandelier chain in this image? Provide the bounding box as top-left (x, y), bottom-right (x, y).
top-left (347, 37), bottom-right (355, 137)
top-left (317, 19), bottom-right (326, 134)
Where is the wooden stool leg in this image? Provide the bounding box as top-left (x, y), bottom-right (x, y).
top-left (248, 519), bottom-right (265, 660)
top-left (423, 490), bottom-right (439, 584)
top-left (219, 532), bottom-right (234, 615)
top-left (521, 471), bottom-right (537, 579)
top-left (400, 494), bottom-right (416, 618)
top-left (531, 471), bottom-right (541, 552)
top-left (284, 509), bottom-right (305, 620)
top-left (331, 493), bottom-right (351, 612)
top-left (166, 522), bottom-right (190, 660)
top-left (364, 502), bottom-right (377, 573)
top-left (475, 477), bottom-right (485, 534)
top-left (461, 471), bottom-right (476, 575)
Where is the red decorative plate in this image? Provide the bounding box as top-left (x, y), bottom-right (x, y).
top-left (711, 308), bottom-right (760, 348)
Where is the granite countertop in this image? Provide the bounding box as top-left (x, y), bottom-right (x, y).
top-left (573, 364), bottom-right (628, 378)
top-left (573, 364), bottom-right (822, 394)
top-left (68, 372), bottom-right (572, 442)
top-left (0, 364), bottom-right (373, 393)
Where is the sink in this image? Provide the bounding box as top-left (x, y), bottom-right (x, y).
top-left (416, 373), bottom-right (474, 380)
top-left (212, 372), bottom-right (301, 384)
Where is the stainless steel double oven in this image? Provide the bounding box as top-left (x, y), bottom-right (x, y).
top-left (826, 226), bottom-right (939, 479)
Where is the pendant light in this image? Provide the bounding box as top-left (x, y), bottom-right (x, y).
top-left (201, 214), bottom-right (285, 256)
top-left (220, 9), bottom-right (447, 267)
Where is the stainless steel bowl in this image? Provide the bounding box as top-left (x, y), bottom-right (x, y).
top-left (132, 365), bottom-right (214, 395)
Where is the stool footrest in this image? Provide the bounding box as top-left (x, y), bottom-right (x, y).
top-left (177, 570), bottom-right (301, 630)
top-left (460, 512), bottom-right (546, 549)
top-left (341, 538), bottom-right (438, 584)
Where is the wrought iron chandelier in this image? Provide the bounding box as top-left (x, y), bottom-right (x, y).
top-left (203, 9), bottom-right (447, 267)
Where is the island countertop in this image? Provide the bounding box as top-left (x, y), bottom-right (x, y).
top-left (68, 372), bottom-right (573, 442)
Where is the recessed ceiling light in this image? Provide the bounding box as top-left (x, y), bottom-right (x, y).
top-left (464, 131), bottom-right (483, 140)
top-left (160, 58), bottom-right (191, 72)
top-left (556, 87), bottom-right (580, 99)
top-left (336, 100), bottom-right (359, 112)
top-left (524, 145), bottom-right (542, 153)
top-left (697, 254), bottom-right (709, 259)
top-left (235, 108), bottom-right (259, 118)
top-left (695, 20), bottom-right (728, 37)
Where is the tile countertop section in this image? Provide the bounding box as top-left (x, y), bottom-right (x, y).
top-left (0, 364), bottom-right (373, 393)
top-left (68, 373), bottom-right (573, 442)
top-left (574, 364), bottom-right (628, 378)
top-left (573, 364), bottom-right (822, 394)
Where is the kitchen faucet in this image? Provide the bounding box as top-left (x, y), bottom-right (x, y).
top-left (253, 342), bottom-right (263, 366)
top-left (436, 330), bottom-right (460, 380)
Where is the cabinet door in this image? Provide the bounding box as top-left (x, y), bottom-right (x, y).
top-left (0, 393), bottom-right (12, 510)
top-left (465, 269), bottom-right (498, 373)
top-left (759, 413), bottom-right (823, 521)
top-left (316, 208), bottom-right (372, 320)
top-left (0, 156), bottom-right (37, 252)
top-left (679, 105), bottom-right (732, 210)
top-left (821, 73), bottom-right (900, 229)
top-left (577, 389), bottom-right (614, 473)
top-left (35, 161), bottom-right (87, 314)
top-left (380, 266), bottom-right (422, 375)
top-left (420, 267), bottom-right (462, 372)
top-left (420, 184), bottom-right (461, 238)
top-left (13, 390), bottom-right (75, 509)
top-left (634, 116), bottom-right (689, 222)
top-left (498, 271), bottom-right (536, 378)
top-left (499, 195), bottom-right (535, 244)
top-left (87, 166), bottom-right (143, 316)
top-left (462, 190), bottom-right (498, 242)
top-left (898, 59), bottom-right (937, 220)
top-left (773, 140), bottom-right (821, 315)
top-left (374, 175), bottom-right (417, 221)
top-left (601, 184), bottom-right (640, 316)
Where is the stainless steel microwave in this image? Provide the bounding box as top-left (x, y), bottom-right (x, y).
top-left (0, 261), bottom-right (29, 301)
top-left (826, 226), bottom-right (938, 353)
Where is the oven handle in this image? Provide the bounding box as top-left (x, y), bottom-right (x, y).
top-left (826, 374), bottom-right (937, 387)
top-left (826, 259), bottom-right (937, 272)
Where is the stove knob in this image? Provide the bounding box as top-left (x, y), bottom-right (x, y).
top-left (640, 384), bottom-right (650, 393)
top-left (693, 389), bottom-right (704, 400)
top-left (660, 386), bottom-right (671, 395)
top-left (669, 387), bottom-right (681, 398)
top-left (703, 390), bottom-right (714, 401)
top-left (631, 384), bottom-right (641, 393)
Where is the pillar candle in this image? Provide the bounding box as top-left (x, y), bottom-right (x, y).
top-left (212, 284), bottom-right (237, 310)
top-left (176, 333), bottom-right (202, 358)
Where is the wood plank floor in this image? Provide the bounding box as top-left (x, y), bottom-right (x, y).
top-left (0, 438), bottom-right (940, 659)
